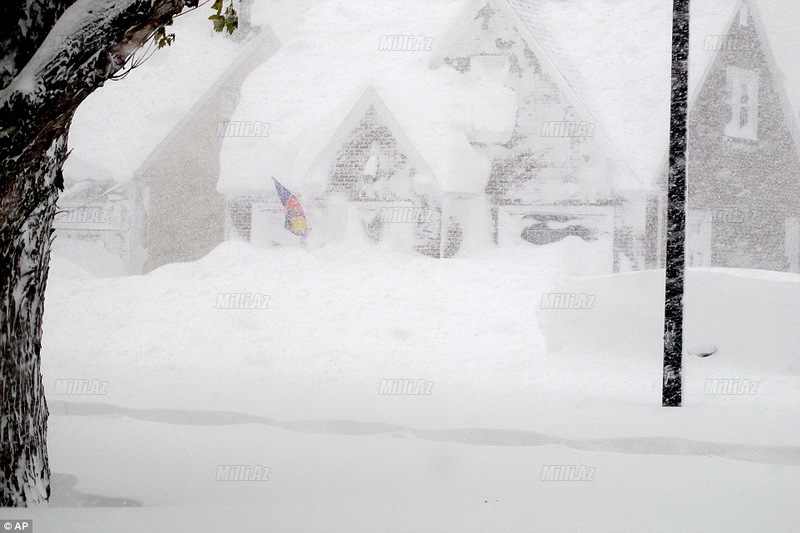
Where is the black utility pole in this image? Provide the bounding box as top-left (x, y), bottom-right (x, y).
top-left (663, 0), bottom-right (690, 407)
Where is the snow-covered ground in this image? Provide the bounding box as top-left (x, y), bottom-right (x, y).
top-left (23, 238), bottom-right (800, 531)
top-left (8, 415), bottom-right (800, 532)
top-left (12, 0), bottom-right (798, 529)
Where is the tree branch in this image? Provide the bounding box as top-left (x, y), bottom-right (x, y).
top-left (0, 0), bottom-right (188, 179)
top-left (0, 0), bottom-right (79, 90)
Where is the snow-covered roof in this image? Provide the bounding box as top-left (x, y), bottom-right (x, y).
top-left (519, 0), bottom-right (800, 185)
top-left (690, 0), bottom-right (800, 151)
top-left (63, 6), bottom-right (272, 184)
top-left (428, 0), bottom-right (649, 192)
top-left (305, 86), bottom-right (440, 190)
top-left (218, 0), bottom-right (517, 195)
top-left (510, 0), bottom-right (673, 188)
top-left (71, 0), bottom-right (799, 191)
top-left (690, 0), bottom-right (799, 102)
top-left (218, 0), bottom-right (669, 195)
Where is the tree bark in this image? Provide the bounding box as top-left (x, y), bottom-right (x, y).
top-left (0, 134), bottom-right (66, 506)
top-left (1, 0), bottom-right (190, 506)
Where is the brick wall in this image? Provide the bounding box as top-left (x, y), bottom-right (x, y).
top-left (226, 193), bottom-right (270, 241)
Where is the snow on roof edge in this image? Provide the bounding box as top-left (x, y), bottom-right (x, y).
top-left (133, 27), bottom-right (278, 180)
top-left (305, 86), bottom-right (440, 190)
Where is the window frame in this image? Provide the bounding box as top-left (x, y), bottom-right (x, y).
top-left (724, 65), bottom-right (759, 141)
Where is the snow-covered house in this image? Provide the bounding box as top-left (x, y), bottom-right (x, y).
top-left (219, 0), bottom-right (657, 271)
top-left (430, 0), bottom-right (657, 270)
top-left (648, 0), bottom-right (800, 273)
top-left (58, 4), bottom-right (278, 275)
top-left (220, 0), bottom-right (518, 258)
top-left (305, 86), bottom-right (460, 257)
top-left (220, 0), bottom-right (799, 273)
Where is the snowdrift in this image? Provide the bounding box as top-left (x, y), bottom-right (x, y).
top-left (537, 268), bottom-right (800, 376)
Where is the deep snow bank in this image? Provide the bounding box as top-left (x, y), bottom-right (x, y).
top-left (42, 241), bottom-right (800, 442)
top-left (537, 268), bottom-right (800, 376)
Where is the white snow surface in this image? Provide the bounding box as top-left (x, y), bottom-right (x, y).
top-left (13, 415), bottom-right (800, 532)
top-left (41, 239), bottom-right (800, 437)
top-left (34, 239), bottom-right (800, 530)
top-left (18, 0), bottom-right (800, 528)
top-left (525, 0), bottom-right (673, 187)
top-left (50, 244), bottom-right (129, 280)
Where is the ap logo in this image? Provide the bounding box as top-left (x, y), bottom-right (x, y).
top-left (3, 521), bottom-right (32, 531)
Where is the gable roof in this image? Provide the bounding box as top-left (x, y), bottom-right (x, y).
top-left (225, 0), bottom-right (800, 197)
top-left (63, 7), bottom-right (276, 184)
top-left (509, 0), bottom-right (675, 189)
top-left (490, 0), bottom-right (800, 188)
top-left (689, 0), bottom-right (800, 153)
top-left (218, 0), bottom-right (518, 196)
top-left (431, 0), bottom-right (585, 104)
top-left (650, 0), bottom-right (800, 185)
top-left (305, 86), bottom-right (439, 190)
top-left (429, 0), bottom-right (644, 191)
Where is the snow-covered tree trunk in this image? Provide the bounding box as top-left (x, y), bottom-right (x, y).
top-left (1, 0), bottom-right (190, 506)
top-left (0, 135), bottom-right (66, 506)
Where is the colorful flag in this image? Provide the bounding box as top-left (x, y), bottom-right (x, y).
top-left (272, 177), bottom-right (308, 236)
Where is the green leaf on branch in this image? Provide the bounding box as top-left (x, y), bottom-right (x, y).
top-left (154, 25), bottom-right (176, 48)
top-left (209, 0), bottom-right (239, 35)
